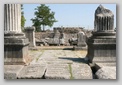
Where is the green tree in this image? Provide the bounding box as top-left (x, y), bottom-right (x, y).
top-left (21, 4), bottom-right (26, 31)
top-left (31, 4), bottom-right (57, 32)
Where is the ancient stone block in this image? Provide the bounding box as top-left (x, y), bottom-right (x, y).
top-left (86, 5), bottom-right (116, 63)
top-left (4, 65), bottom-right (24, 79)
top-left (95, 67), bottom-right (116, 79)
top-left (74, 32), bottom-right (87, 50)
top-left (4, 34), bottom-right (29, 65)
top-left (45, 64), bottom-right (70, 79)
top-left (17, 64), bottom-right (46, 79)
top-left (25, 26), bottom-right (36, 47)
top-left (4, 4), bottom-right (29, 65)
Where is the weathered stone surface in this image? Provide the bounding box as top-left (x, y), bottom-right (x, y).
top-left (95, 5), bottom-right (114, 31)
top-left (48, 38), bottom-right (60, 45)
top-left (4, 40), bottom-right (29, 65)
top-left (95, 67), bottom-right (116, 79)
top-left (4, 65), bottom-right (24, 79)
top-left (4, 4), bottom-right (21, 33)
top-left (8, 50), bottom-right (91, 79)
top-left (35, 27), bottom-right (86, 46)
top-left (95, 62), bottom-right (116, 68)
top-left (77, 32), bottom-right (86, 46)
top-left (53, 27), bottom-right (83, 34)
top-left (73, 31), bottom-right (87, 50)
top-left (53, 29), bottom-right (60, 38)
top-left (29, 50), bottom-right (45, 65)
top-left (45, 64), bottom-right (70, 79)
top-left (87, 5), bottom-right (116, 63)
top-left (93, 57), bottom-right (116, 63)
top-left (72, 63), bottom-right (93, 79)
top-left (25, 26), bottom-right (36, 47)
top-left (18, 64), bottom-right (46, 79)
top-left (4, 4), bottom-right (29, 65)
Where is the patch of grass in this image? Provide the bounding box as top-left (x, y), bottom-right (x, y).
top-left (36, 50), bottom-right (44, 62)
top-left (69, 64), bottom-right (74, 79)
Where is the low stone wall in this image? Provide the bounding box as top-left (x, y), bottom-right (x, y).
top-left (34, 27), bottom-right (91, 46)
top-left (35, 32), bottom-right (78, 46)
top-left (35, 32), bottom-right (54, 40)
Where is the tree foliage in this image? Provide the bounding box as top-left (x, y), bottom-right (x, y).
top-left (21, 4), bottom-right (26, 31)
top-left (31, 4), bottom-right (57, 32)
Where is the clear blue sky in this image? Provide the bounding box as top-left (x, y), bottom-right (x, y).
top-left (23, 4), bottom-right (116, 30)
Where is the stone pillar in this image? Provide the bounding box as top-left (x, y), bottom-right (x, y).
top-left (4, 4), bottom-right (29, 65)
top-left (53, 28), bottom-right (60, 45)
top-left (86, 5), bottom-right (116, 63)
top-left (94, 5), bottom-right (114, 32)
top-left (59, 32), bottom-right (66, 46)
top-left (4, 4), bottom-right (21, 33)
top-left (73, 31), bottom-right (87, 50)
top-left (25, 26), bottom-right (36, 47)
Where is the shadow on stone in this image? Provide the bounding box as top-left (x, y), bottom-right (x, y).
top-left (58, 57), bottom-right (87, 64)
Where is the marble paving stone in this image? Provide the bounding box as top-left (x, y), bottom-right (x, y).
top-left (45, 63), bottom-right (70, 79)
top-left (18, 64), bottom-right (46, 79)
top-left (72, 63), bottom-right (93, 79)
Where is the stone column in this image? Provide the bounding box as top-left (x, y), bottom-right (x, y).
top-left (25, 26), bottom-right (36, 47)
top-left (4, 4), bottom-right (29, 65)
top-left (4, 4), bottom-right (21, 33)
top-left (94, 5), bottom-right (114, 32)
top-left (86, 5), bottom-right (116, 64)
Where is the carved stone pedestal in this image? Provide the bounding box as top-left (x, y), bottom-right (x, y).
top-left (86, 5), bottom-right (116, 63)
top-left (87, 32), bottom-right (116, 63)
top-left (4, 33), bottom-right (29, 65)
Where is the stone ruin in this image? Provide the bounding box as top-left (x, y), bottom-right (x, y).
top-left (4, 4), bottom-right (116, 79)
top-left (86, 5), bottom-right (116, 63)
top-left (35, 27), bottom-right (87, 46)
top-left (73, 31), bottom-right (87, 50)
top-left (4, 4), bottom-right (29, 65)
top-left (24, 26), bottom-right (36, 47)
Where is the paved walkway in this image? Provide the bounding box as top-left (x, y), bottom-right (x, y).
top-left (5, 50), bottom-right (93, 79)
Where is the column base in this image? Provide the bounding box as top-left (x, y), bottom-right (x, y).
top-left (4, 33), bottom-right (29, 65)
top-left (86, 32), bottom-right (116, 63)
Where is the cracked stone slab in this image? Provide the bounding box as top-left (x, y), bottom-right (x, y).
top-left (4, 65), bottom-right (24, 79)
top-left (45, 63), bottom-right (70, 79)
top-left (18, 64), bottom-right (46, 79)
top-left (72, 63), bottom-right (93, 79)
top-left (95, 67), bottom-right (116, 79)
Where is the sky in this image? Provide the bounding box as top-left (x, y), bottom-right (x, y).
top-left (23, 4), bottom-right (116, 30)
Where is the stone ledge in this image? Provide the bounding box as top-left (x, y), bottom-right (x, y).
top-left (4, 37), bottom-right (29, 46)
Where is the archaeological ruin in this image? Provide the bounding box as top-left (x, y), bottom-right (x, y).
top-left (4, 4), bottom-right (29, 65)
top-left (35, 27), bottom-right (87, 47)
top-left (25, 26), bottom-right (36, 47)
top-left (86, 5), bottom-right (116, 63)
top-left (4, 4), bottom-right (116, 79)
